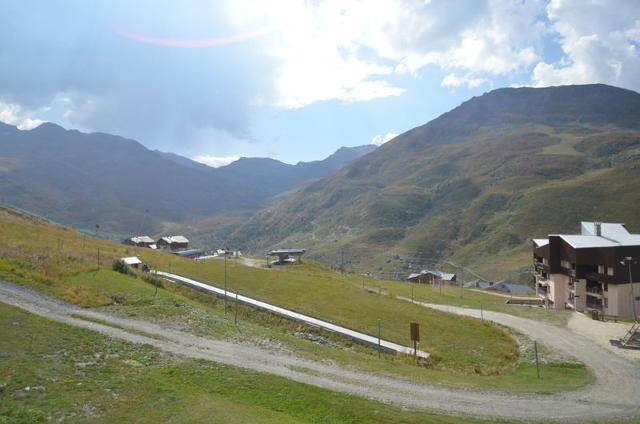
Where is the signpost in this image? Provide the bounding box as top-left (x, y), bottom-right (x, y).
top-left (410, 322), bottom-right (420, 360)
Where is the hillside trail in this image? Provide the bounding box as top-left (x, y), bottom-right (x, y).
top-left (1, 280), bottom-right (640, 421)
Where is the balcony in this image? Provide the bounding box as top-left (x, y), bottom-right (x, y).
top-left (585, 271), bottom-right (605, 283)
top-left (586, 286), bottom-right (603, 295)
top-left (586, 298), bottom-right (603, 310)
top-left (537, 286), bottom-right (549, 299)
top-left (534, 262), bottom-right (548, 273)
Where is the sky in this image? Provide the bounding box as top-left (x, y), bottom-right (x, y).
top-left (1, 0), bottom-right (639, 165)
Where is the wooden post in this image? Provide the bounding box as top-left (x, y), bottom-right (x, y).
top-left (534, 340), bottom-right (540, 379)
top-left (411, 284), bottom-right (414, 302)
top-left (410, 322), bottom-right (420, 362)
top-left (480, 304), bottom-right (484, 322)
top-left (154, 265), bottom-right (158, 299)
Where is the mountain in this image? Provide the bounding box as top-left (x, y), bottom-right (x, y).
top-left (228, 84), bottom-right (640, 280)
top-left (0, 122), bottom-right (375, 237)
top-left (216, 144), bottom-right (378, 199)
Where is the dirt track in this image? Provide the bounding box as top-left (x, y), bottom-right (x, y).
top-left (2, 280), bottom-right (640, 421)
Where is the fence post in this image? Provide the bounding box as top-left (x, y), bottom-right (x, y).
top-left (377, 319), bottom-right (381, 359)
top-left (235, 291), bottom-right (239, 325)
top-left (534, 340), bottom-right (541, 379)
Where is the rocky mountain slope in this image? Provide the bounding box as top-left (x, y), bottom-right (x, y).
top-left (228, 84), bottom-right (640, 280)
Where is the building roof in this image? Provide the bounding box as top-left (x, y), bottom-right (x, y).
top-left (406, 269), bottom-right (455, 281)
top-left (159, 235), bottom-right (189, 244)
top-left (464, 279), bottom-right (493, 289)
top-left (121, 256), bottom-right (142, 265)
top-left (173, 248), bottom-right (205, 257)
top-left (559, 235), bottom-right (620, 248)
top-left (580, 221), bottom-right (640, 246)
top-left (536, 222), bottom-right (640, 249)
top-left (269, 248), bottom-right (306, 255)
top-left (532, 238), bottom-right (549, 247)
top-left (129, 236), bottom-right (155, 244)
top-left (490, 280), bottom-right (535, 294)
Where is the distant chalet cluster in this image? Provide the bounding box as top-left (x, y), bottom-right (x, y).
top-left (406, 269), bottom-right (534, 295)
top-left (124, 235), bottom-right (214, 259)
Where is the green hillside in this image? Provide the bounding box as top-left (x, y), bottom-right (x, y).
top-left (0, 206), bottom-right (589, 393)
top-left (228, 84), bottom-right (640, 280)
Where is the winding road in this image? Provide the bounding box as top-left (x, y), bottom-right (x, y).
top-left (1, 280), bottom-right (639, 421)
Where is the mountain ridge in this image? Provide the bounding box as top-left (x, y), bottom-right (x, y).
top-left (0, 122), bottom-right (376, 236)
top-left (227, 84), bottom-right (640, 280)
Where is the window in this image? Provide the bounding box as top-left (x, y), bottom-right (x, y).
top-left (542, 258), bottom-right (548, 265)
top-left (607, 267), bottom-right (614, 276)
top-left (604, 283), bottom-right (608, 292)
top-left (598, 265), bottom-right (605, 274)
top-left (561, 260), bottom-right (571, 269)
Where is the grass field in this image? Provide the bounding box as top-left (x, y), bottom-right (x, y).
top-left (1, 302), bottom-right (508, 424)
top-left (0, 207), bottom-right (591, 394)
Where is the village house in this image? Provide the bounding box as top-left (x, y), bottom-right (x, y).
top-left (123, 235), bottom-right (157, 249)
top-left (407, 269), bottom-right (456, 285)
top-left (268, 248), bottom-right (306, 265)
top-left (157, 235), bottom-right (189, 251)
top-left (533, 221), bottom-right (640, 319)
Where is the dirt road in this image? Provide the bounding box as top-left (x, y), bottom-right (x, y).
top-left (2, 280), bottom-right (639, 421)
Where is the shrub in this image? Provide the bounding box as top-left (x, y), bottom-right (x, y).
top-left (141, 272), bottom-right (163, 289)
top-left (112, 259), bottom-right (133, 276)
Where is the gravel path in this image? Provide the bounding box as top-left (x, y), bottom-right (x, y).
top-left (567, 312), bottom-right (640, 362)
top-left (2, 280), bottom-right (639, 421)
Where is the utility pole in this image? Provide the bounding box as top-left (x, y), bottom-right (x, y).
top-left (623, 257), bottom-right (637, 321)
top-left (534, 340), bottom-right (540, 379)
top-left (459, 265), bottom-right (464, 299)
top-left (224, 255), bottom-right (228, 315)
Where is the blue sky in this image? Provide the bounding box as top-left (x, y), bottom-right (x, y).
top-left (1, 0), bottom-right (639, 165)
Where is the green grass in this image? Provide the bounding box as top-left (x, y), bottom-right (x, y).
top-left (0, 302), bottom-right (509, 424)
top-left (0, 207), bottom-right (592, 394)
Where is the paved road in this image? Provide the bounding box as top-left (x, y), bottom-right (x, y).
top-left (1, 280), bottom-right (640, 421)
top-left (159, 271), bottom-right (428, 358)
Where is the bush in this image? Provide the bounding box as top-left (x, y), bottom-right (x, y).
top-left (112, 259), bottom-right (133, 276)
top-left (141, 272), bottom-right (163, 289)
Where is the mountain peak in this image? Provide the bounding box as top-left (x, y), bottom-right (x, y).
top-left (395, 83), bottom-right (640, 149)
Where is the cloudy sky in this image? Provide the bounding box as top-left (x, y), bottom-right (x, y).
top-left (1, 1), bottom-right (639, 165)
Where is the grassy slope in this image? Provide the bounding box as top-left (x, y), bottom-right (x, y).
top-left (1, 302), bottom-right (505, 424)
top-left (227, 124), bottom-right (640, 282)
top-left (0, 207), bottom-right (591, 394)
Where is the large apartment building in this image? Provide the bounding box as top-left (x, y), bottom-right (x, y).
top-left (532, 222), bottom-right (640, 319)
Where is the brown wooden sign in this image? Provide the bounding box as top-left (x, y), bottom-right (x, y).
top-left (410, 322), bottom-right (420, 342)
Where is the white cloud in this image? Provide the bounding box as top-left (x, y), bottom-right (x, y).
top-left (441, 73), bottom-right (488, 89)
top-left (0, 102), bottom-right (20, 124)
top-left (531, 0), bottom-right (640, 91)
top-left (192, 155), bottom-right (240, 168)
top-left (371, 132), bottom-right (398, 146)
top-left (228, 0), bottom-right (549, 108)
top-left (0, 101), bottom-right (46, 130)
top-left (17, 118), bottom-right (45, 130)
